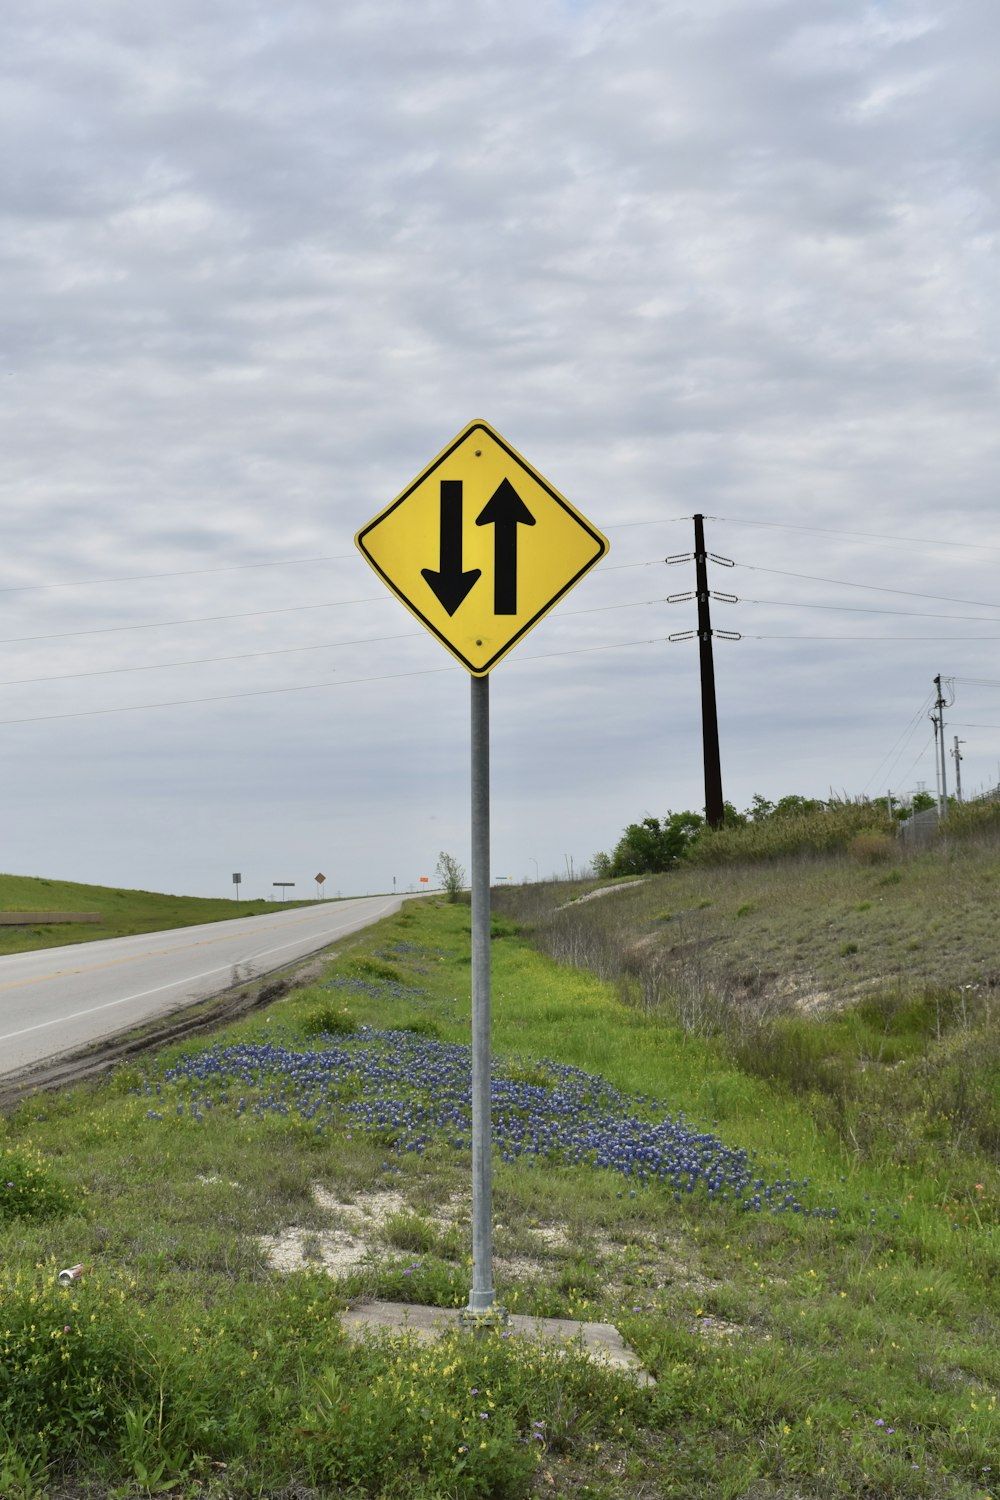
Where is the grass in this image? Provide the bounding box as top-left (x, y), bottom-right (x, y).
top-left (0, 872), bottom-right (320, 955)
top-left (0, 871), bottom-right (998, 1498)
top-left (501, 835), bottom-right (1000, 1012)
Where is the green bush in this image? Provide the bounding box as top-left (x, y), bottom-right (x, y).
top-left (300, 1002), bottom-right (358, 1037)
top-left (594, 811), bottom-right (704, 877)
top-left (689, 799), bottom-right (895, 866)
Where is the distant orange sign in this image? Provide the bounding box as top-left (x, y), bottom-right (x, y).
top-left (419, 876), bottom-right (429, 884)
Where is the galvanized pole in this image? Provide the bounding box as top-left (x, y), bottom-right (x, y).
top-left (466, 673), bottom-right (501, 1319)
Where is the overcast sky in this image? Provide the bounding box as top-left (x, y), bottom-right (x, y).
top-left (2, 0), bottom-right (998, 900)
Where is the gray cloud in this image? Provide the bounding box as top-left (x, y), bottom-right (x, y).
top-left (0, 0), bottom-right (997, 894)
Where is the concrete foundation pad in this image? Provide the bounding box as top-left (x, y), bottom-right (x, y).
top-left (340, 1300), bottom-right (654, 1385)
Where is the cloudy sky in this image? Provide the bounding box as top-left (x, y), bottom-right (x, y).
top-left (2, 0), bottom-right (998, 899)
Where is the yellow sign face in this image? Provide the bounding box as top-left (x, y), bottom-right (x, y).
top-left (356, 420), bottom-right (609, 675)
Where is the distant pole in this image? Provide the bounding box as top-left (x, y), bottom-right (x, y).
top-left (953, 736), bottom-right (964, 802)
top-left (933, 674), bottom-right (948, 815)
top-left (930, 711), bottom-right (942, 814)
top-left (693, 515), bottom-right (725, 829)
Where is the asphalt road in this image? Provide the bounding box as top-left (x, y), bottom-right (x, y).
top-left (0, 895), bottom-right (404, 1078)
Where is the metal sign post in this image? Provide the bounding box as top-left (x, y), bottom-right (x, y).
top-left (356, 419), bottom-right (608, 1324)
top-left (467, 672), bottom-right (497, 1316)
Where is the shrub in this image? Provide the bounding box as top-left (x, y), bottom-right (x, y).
top-left (595, 812), bottom-right (704, 877)
top-left (0, 1146), bottom-right (77, 1225)
top-left (689, 799), bottom-right (895, 866)
top-left (301, 1003), bottom-right (358, 1037)
top-left (436, 851), bottom-right (466, 902)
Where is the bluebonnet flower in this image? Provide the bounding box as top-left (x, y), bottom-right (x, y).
top-left (135, 1026), bottom-right (835, 1217)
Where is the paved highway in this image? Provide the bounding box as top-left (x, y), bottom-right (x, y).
top-left (0, 895), bottom-right (405, 1078)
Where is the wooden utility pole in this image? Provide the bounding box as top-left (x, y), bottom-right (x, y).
top-left (693, 514), bottom-right (725, 830)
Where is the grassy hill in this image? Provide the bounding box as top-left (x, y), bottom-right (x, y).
top-left (495, 831), bottom-right (1000, 1013)
top-left (0, 872), bottom-right (316, 955)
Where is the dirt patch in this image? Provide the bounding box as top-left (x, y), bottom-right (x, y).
top-left (260, 1185), bottom-right (469, 1276)
top-left (557, 881), bottom-right (645, 911)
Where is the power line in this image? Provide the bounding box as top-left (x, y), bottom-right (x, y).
top-left (737, 562), bottom-right (1000, 611)
top-left (604, 517), bottom-right (690, 529)
top-left (0, 554), bottom-right (352, 594)
top-left (741, 634), bottom-right (1000, 641)
top-left (0, 632), bottom-right (424, 688)
top-left (0, 598), bottom-right (669, 687)
top-left (0, 536), bottom-right (677, 597)
top-left (740, 596), bottom-right (1000, 624)
top-left (863, 693), bottom-right (935, 795)
top-left (0, 560), bottom-right (665, 649)
top-left (896, 731), bottom-right (938, 790)
top-left (0, 636), bottom-right (670, 726)
top-left (713, 516), bottom-right (999, 554)
top-left (0, 595), bottom-right (390, 647)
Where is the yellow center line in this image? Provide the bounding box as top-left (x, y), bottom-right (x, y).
top-left (0, 905), bottom-right (381, 995)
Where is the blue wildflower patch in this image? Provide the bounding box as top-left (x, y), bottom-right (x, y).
top-left (135, 1028), bottom-right (836, 1219)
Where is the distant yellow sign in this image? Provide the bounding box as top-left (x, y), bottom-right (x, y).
top-left (356, 420), bottom-right (609, 675)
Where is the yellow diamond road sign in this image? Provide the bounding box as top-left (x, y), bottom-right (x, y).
top-left (356, 420), bottom-right (610, 675)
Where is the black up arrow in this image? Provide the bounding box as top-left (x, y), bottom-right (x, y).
top-left (421, 480), bottom-right (482, 616)
top-left (476, 478), bottom-right (536, 614)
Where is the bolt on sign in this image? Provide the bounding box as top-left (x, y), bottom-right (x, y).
top-left (355, 420), bottom-right (609, 674)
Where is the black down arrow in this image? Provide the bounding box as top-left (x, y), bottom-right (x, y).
top-left (421, 480), bottom-right (482, 616)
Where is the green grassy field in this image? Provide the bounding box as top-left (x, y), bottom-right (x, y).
top-left (1, 852), bottom-right (998, 1499)
top-left (0, 873), bottom-right (318, 955)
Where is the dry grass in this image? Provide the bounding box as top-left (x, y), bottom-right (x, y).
top-left (497, 832), bottom-right (1000, 1023)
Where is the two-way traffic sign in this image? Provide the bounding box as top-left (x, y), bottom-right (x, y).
top-left (355, 420), bottom-right (609, 674)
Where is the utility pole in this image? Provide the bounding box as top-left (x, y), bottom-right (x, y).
top-left (693, 515), bottom-right (725, 828)
top-left (667, 517), bottom-right (738, 829)
top-left (952, 736), bottom-right (964, 803)
top-left (932, 674), bottom-right (949, 817)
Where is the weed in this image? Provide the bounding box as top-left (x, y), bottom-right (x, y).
top-left (849, 832), bottom-right (894, 864)
top-left (0, 1146), bottom-right (77, 1224)
top-left (301, 1002), bottom-right (358, 1037)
